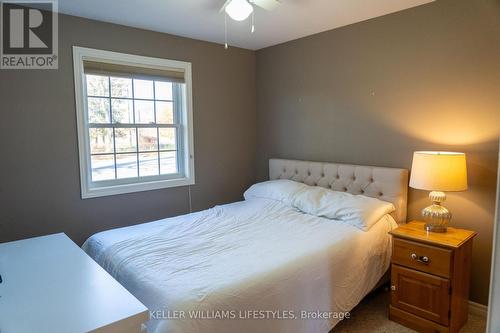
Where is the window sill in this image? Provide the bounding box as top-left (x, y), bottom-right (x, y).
top-left (81, 176), bottom-right (195, 199)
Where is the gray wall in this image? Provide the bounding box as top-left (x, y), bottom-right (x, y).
top-left (256, 0), bottom-right (500, 304)
top-left (0, 14), bottom-right (256, 245)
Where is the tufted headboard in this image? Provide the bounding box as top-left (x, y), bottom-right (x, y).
top-left (269, 159), bottom-right (409, 223)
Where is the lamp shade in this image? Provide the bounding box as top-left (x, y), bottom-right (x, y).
top-left (409, 151), bottom-right (468, 192)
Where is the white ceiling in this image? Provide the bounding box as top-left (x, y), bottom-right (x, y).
top-left (58, 0), bottom-right (434, 50)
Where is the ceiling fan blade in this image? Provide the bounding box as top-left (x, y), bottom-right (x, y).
top-left (219, 0), bottom-right (232, 13)
top-left (251, 0), bottom-right (281, 11)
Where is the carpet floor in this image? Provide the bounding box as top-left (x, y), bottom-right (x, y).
top-left (330, 289), bottom-right (486, 333)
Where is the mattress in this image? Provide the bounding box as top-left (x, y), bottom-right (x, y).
top-left (83, 197), bottom-right (397, 333)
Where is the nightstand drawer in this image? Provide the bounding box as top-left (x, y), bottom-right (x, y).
top-left (392, 238), bottom-right (452, 278)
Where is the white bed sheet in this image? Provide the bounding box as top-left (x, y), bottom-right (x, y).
top-left (83, 198), bottom-right (397, 333)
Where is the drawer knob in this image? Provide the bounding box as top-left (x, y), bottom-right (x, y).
top-left (419, 256), bottom-right (430, 264)
top-left (390, 285), bottom-right (396, 291)
top-left (410, 253), bottom-right (431, 265)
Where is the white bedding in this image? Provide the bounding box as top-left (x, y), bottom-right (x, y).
top-left (83, 198), bottom-right (397, 333)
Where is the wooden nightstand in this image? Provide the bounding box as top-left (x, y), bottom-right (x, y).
top-left (388, 221), bottom-right (476, 333)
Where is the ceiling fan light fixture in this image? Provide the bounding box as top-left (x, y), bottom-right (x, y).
top-left (225, 0), bottom-right (253, 21)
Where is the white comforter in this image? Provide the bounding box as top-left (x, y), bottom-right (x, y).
top-left (83, 198), bottom-right (397, 333)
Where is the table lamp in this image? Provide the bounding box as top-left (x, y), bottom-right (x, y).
top-left (409, 151), bottom-right (468, 232)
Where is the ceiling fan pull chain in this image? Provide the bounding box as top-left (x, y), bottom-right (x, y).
top-left (224, 12), bottom-right (229, 49)
top-left (251, 9), bottom-right (255, 33)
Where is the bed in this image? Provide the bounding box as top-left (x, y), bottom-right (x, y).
top-left (83, 158), bottom-right (408, 333)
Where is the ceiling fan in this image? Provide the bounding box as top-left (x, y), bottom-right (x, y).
top-left (220, 0), bottom-right (281, 48)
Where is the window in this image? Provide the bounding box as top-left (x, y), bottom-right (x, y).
top-left (73, 47), bottom-right (194, 198)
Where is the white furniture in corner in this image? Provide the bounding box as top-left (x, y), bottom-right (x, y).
top-left (0, 233), bottom-right (149, 333)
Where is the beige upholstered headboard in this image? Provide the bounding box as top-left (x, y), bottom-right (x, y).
top-left (269, 159), bottom-right (409, 223)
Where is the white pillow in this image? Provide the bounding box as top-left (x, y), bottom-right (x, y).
top-left (292, 187), bottom-right (395, 231)
top-left (244, 180), bottom-right (308, 206)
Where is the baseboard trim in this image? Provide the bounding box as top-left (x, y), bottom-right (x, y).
top-left (469, 300), bottom-right (488, 318)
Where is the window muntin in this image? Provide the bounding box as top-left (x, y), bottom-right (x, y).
top-left (73, 47), bottom-right (194, 198)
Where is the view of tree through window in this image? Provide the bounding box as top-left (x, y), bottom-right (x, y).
top-left (86, 74), bottom-right (180, 182)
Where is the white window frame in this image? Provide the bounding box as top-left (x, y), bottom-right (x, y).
top-left (73, 46), bottom-right (195, 199)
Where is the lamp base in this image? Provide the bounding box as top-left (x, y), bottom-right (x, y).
top-left (424, 223), bottom-right (448, 233)
top-left (421, 191), bottom-right (452, 233)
